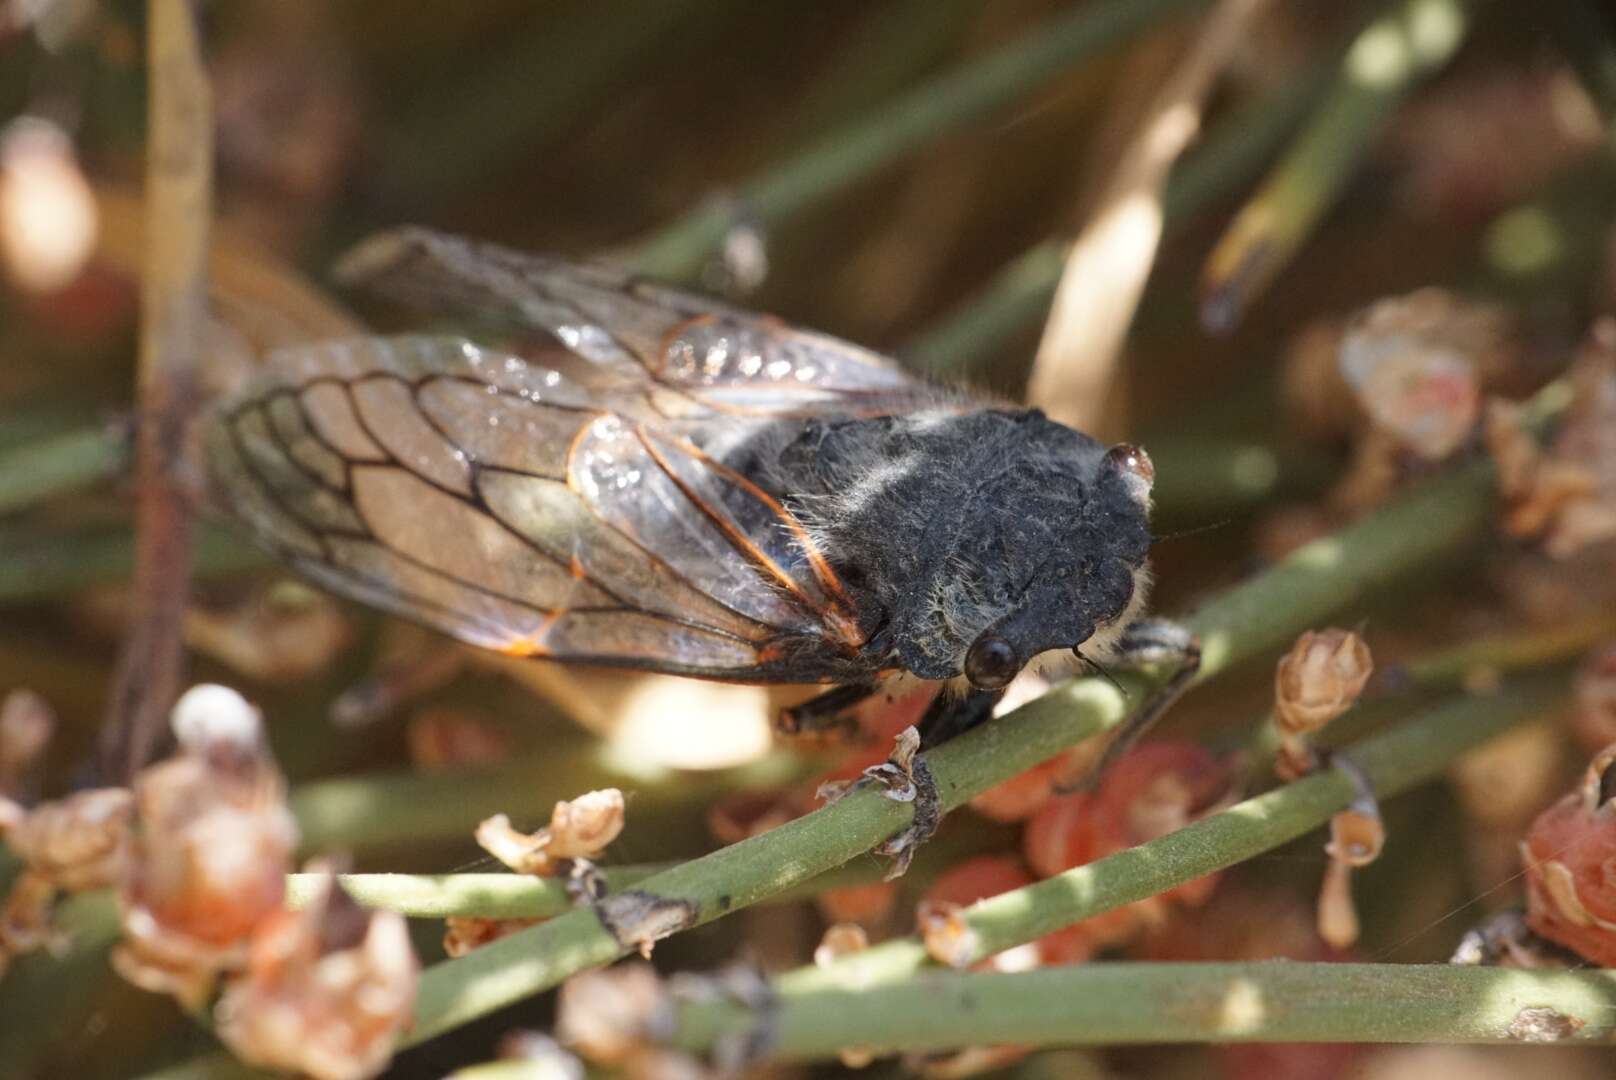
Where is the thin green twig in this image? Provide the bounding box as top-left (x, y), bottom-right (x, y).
top-left (1199, 0), bottom-right (1479, 332)
top-left (674, 962), bottom-right (1616, 1057)
top-left (624, 0), bottom-right (1209, 280)
top-left (0, 423), bottom-right (129, 516)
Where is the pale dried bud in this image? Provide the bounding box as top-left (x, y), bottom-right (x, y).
top-left (0, 116), bottom-right (97, 293)
top-left (1274, 629), bottom-right (1374, 735)
top-left (1325, 807), bottom-right (1386, 869)
top-left (0, 689), bottom-right (54, 795)
top-left (1339, 289), bottom-right (1507, 460)
top-left (814, 923), bottom-right (868, 968)
top-left (1316, 799), bottom-right (1385, 951)
top-left (216, 870), bottom-right (419, 1080)
top-left (476, 789), bottom-right (625, 876)
top-left (556, 962), bottom-right (670, 1066)
top-left (170, 683), bottom-right (265, 768)
top-left (3, 787), bottom-right (133, 891)
top-left (115, 690), bottom-right (298, 1007)
top-left (442, 915), bottom-right (541, 957)
top-left (916, 899), bottom-right (978, 970)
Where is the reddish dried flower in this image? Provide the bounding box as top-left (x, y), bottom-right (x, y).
top-left (1024, 743), bottom-right (1230, 948)
top-left (476, 788), bottom-right (625, 876)
top-left (216, 870), bottom-right (418, 1080)
top-left (1275, 629), bottom-right (1374, 736)
top-left (114, 685), bottom-right (297, 1008)
top-left (706, 788), bottom-right (797, 844)
top-left (814, 880), bottom-right (898, 926)
top-left (1521, 743), bottom-right (1616, 965)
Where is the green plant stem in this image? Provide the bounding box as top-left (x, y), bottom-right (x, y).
top-left (907, 57), bottom-right (1329, 375)
top-left (624, 0), bottom-right (1209, 280)
top-left (0, 522), bottom-right (267, 604)
top-left (400, 443), bottom-right (1507, 1046)
top-left (782, 673), bottom-right (1564, 995)
top-left (0, 423), bottom-right (130, 516)
top-left (674, 962), bottom-right (1616, 1058)
top-left (1198, 0), bottom-right (1478, 332)
top-left (289, 817), bottom-right (1011, 918)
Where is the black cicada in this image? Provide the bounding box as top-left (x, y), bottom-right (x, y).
top-left (206, 229), bottom-right (1189, 757)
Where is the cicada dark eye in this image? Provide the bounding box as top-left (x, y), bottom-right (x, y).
top-left (1104, 442), bottom-right (1154, 506)
top-left (964, 634), bottom-right (1020, 691)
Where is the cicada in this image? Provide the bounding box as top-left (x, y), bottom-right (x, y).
top-left (206, 229), bottom-right (1188, 749)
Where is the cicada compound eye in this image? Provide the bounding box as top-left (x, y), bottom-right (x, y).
top-left (964, 634), bottom-right (1020, 691)
top-left (1104, 442), bottom-right (1154, 506)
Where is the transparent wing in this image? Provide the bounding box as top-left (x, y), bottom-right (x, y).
top-left (205, 334), bottom-right (869, 680)
top-left (333, 227), bottom-right (935, 417)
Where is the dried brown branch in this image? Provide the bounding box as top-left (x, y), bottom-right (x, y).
top-left (1026, 0), bottom-right (1273, 434)
top-left (99, 0), bottom-right (214, 781)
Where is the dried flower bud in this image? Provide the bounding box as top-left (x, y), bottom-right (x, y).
top-left (3, 787), bottom-right (133, 891)
top-left (216, 870), bottom-right (419, 1080)
top-left (556, 962), bottom-right (671, 1066)
top-left (406, 708), bottom-right (512, 769)
top-left (1521, 743), bottom-right (1616, 965)
top-left (1339, 289), bottom-right (1516, 460)
top-left (476, 789), bottom-right (625, 877)
top-left (1274, 629), bottom-right (1374, 736)
top-left (115, 687), bottom-right (297, 1008)
top-left (0, 689), bottom-right (54, 796)
top-left (916, 899), bottom-right (978, 970)
top-left (814, 923), bottom-right (868, 968)
top-left (443, 915), bottom-right (543, 957)
top-left (1494, 323), bottom-right (1616, 557)
top-left (1572, 643), bottom-right (1616, 753)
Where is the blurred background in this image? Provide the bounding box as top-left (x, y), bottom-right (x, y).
top-left (3, 1), bottom-right (1616, 1077)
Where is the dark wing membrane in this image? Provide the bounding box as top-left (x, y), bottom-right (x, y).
top-left (206, 334), bottom-right (870, 680)
top-left (333, 227), bottom-right (931, 417)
